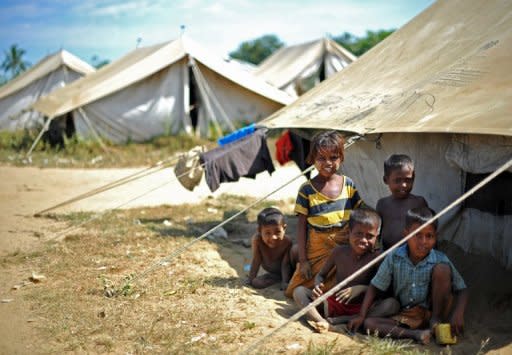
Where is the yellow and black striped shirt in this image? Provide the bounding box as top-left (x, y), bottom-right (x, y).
top-left (294, 176), bottom-right (363, 229)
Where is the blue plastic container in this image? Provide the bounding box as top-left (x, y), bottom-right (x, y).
top-left (217, 123), bottom-right (256, 146)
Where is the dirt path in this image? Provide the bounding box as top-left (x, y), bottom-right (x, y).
top-left (0, 164), bottom-right (306, 353)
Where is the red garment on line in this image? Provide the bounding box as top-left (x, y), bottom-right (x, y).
top-left (275, 130), bottom-right (294, 165)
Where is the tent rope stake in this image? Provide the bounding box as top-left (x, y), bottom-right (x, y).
top-left (241, 156), bottom-right (512, 354)
top-left (34, 155), bottom-right (182, 216)
top-left (45, 159), bottom-right (208, 242)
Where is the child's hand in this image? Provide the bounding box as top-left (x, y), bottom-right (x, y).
top-left (312, 283), bottom-right (324, 299)
top-left (347, 315), bottom-right (364, 333)
top-left (335, 285), bottom-right (368, 304)
top-left (450, 311), bottom-right (464, 336)
top-left (300, 261), bottom-right (312, 280)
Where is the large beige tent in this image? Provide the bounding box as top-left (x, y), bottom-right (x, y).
top-left (254, 38), bottom-right (356, 96)
top-left (31, 36), bottom-right (294, 143)
top-left (0, 50), bottom-right (94, 131)
top-left (261, 0), bottom-right (512, 270)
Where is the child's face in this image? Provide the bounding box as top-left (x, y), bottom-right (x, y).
top-left (384, 166), bottom-right (414, 199)
top-left (406, 223), bottom-right (437, 262)
top-left (314, 148), bottom-right (342, 178)
top-left (259, 224), bottom-right (286, 248)
top-left (348, 222), bottom-right (379, 256)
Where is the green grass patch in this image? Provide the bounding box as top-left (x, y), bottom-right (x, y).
top-left (0, 130), bottom-right (215, 168)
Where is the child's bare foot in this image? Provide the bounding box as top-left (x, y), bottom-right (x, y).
top-left (413, 329), bottom-right (432, 344)
top-left (307, 320), bottom-right (330, 333)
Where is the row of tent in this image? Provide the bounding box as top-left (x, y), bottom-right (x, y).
top-left (0, 36), bottom-right (354, 143)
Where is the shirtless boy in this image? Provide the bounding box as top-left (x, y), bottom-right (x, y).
top-left (376, 154), bottom-right (428, 250)
top-left (348, 207), bottom-right (468, 344)
top-left (293, 209), bottom-right (399, 333)
top-left (246, 207), bottom-right (296, 290)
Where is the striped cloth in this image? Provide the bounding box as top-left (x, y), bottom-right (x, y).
top-left (294, 176), bottom-right (363, 229)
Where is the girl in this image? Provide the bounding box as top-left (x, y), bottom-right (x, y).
top-left (285, 130), bottom-right (364, 298)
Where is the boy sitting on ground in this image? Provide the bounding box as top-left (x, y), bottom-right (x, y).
top-left (246, 207), bottom-right (297, 290)
top-left (348, 207), bottom-right (468, 344)
top-left (376, 154), bottom-right (428, 250)
top-left (293, 209), bottom-right (399, 333)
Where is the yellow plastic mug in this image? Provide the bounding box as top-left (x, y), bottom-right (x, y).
top-left (435, 323), bottom-right (457, 345)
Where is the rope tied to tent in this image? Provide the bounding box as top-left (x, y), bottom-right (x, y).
top-left (34, 154), bottom-right (183, 216)
top-left (241, 155), bottom-right (512, 354)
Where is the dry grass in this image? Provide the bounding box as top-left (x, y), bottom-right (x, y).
top-left (10, 195), bottom-right (350, 353)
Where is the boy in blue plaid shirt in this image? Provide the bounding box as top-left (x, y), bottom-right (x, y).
top-left (348, 207), bottom-right (468, 344)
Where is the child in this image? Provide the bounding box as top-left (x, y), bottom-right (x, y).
top-left (376, 154), bottom-right (428, 250)
top-left (293, 209), bottom-right (399, 333)
top-left (348, 207), bottom-right (468, 344)
top-left (285, 130), bottom-right (364, 298)
top-left (246, 207), bottom-right (295, 290)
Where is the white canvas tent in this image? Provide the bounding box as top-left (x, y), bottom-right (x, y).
top-left (0, 50), bottom-right (94, 131)
top-left (254, 38), bottom-right (356, 97)
top-left (260, 0), bottom-right (512, 270)
top-left (31, 36), bottom-right (294, 143)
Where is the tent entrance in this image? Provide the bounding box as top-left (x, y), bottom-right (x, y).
top-left (464, 171), bottom-right (512, 215)
top-left (187, 58), bottom-right (236, 138)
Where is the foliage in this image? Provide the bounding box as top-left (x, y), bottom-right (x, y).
top-left (91, 55), bottom-right (110, 69)
top-left (334, 29), bottom-right (395, 56)
top-left (229, 34), bottom-right (284, 65)
top-left (1, 44), bottom-right (30, 79)
top-left (0, 130), bottom-right (215, 168)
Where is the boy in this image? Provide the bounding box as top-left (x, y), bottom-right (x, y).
top-left (293, 209), bottom-right (399, 333)
top-left (376, 154), bottom-right (428, 250)
top-left (348, 207), bottom-right (468, 344)
top-left (246, 207), bottom-right (296, 290)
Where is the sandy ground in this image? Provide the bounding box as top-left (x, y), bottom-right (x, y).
top-left (0, 164), bottom-right (305, 255)
top-left (2, 164), bottom-right (512, 354)
top-left (0, 164), bottom-right (305, 354)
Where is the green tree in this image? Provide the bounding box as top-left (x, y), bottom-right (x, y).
top-left (1, 44), bottom-right (30, 79)
top-left (91, 55), bottom-right (110, 69)
top-left (229, 34), bottom-right (284, 65)
top-left (334, 29), bottom-right (394, 56)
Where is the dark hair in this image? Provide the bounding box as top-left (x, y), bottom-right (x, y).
top-left (306, 130), bottom-right (345, 165)
top-left (257, 207), bottom-right (285, 226)
top-left (348, 208), bottom-right (382, 234)
top-left (384, 154), bottom-right (414, 177)
top-left (405, 207), bottom-right (438, 230)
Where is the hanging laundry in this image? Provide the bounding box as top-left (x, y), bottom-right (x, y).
top-left (275, 130), bottom-right (294, 165)
top-left (174, 146), bottom-right (206, 191)
top-left (200, 129), bottom-right (275, 192)
top-left (289, 130), bottom-right (312, 179)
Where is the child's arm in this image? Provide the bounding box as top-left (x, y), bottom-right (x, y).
top-left (247, 235), bottom-right (262, 285)
top-left (280, 241), bottom-right (292, 290)
top-left (297, 214), bottom-right (312, 280)
top-left (450, 288), bottom-right (469, 335)
top-left (314, 249), bottom-right (336, 286)
top-left (347, 284), bottom-right (378, 332)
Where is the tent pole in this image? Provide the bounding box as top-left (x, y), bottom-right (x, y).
top-left (189, 58), bottom-right (222, 137)
top-left (77, 107), bottom-right (109, 153)
top-left (26, 115), bottom-right (53, 157)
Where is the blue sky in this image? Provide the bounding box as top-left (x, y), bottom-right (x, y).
top-left (0, 0), bottom-right (434, 67)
